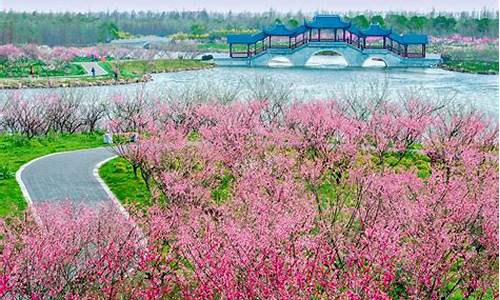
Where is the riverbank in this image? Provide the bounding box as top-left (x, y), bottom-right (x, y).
top-left (0, 59), bottom-right (214, 89)
top-left (440, 59), bottom-right (498, 75)
top-left (0, 58), bottom-right (86, 78)
top-left (101, 58), bottom-right (215, 78)
top-left (0, 74), bottom-right (152, 89)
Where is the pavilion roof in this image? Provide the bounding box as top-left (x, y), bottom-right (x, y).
top-left (347, 24), bottom-right (362, 36)
top-left (389, 32), bottom-right (404, 43)
top-left (402, 33), bottom-right (428, 44)
top-left (263, 23), bottom-right (295, 36)
top-left (293, 25), bottom-right (309, 35)
top-left (360, 23), bottom-right (391, 37)
top-left (227, 32), bottom-right (266, 44)
top-left (226, 15), bottom-right (428, 45)
top-left (389, 32), bottom-right (428, 44)
top-left (305, 15), bottom-right (351, 29)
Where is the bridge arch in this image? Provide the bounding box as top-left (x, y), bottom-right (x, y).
top-left (288, 46), bottom-right (365, 67)
top-left (362, 56), bottom-right (389, 68)
top-left (243, 44), bottom-right (431, 68)
top-left (305, 50), bottom-right (349, 68)
top-left (268, 56), bottom-right (293, 67)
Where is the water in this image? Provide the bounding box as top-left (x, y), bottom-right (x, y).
top-left (1, 59), bottom-right (498, 118)
top-left (150, 65), bottom-right (499, 118)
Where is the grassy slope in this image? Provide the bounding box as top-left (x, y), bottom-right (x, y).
top-left (442, 59), bottom-right (499, 74)
top-left (0, 59), bottom-right (212, 88)
top-left (0, 59), bottom-right (86, 78)
top-left (98, 157), bottom-right (151, 207)
top-left (0, 132), bottom-right (105, 217)
top-left (197, 42), bottom-right (230, 52)
top-left (102, 59), bottom-right (212, 79)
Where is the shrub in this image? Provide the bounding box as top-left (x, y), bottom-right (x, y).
top-left (201, 54), bottom-right (213, 61)
top-left (0, 165), bottom-right (13, 180)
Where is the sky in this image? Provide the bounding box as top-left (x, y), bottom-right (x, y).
top-left (0, 0), bottom-right (497, 13)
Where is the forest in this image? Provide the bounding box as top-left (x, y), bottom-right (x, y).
top-left (0, 9), bottom-right (498, 46)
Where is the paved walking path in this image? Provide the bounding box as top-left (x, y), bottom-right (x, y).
top-left (76, 61), bottom-right (108, 76)
top-left (18, 148), bottom-right (116, 206)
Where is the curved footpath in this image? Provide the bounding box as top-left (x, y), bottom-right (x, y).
top-left (75, 61), bottom-right (108, 76)
top-left (17, 148), bottom-right (117, 209)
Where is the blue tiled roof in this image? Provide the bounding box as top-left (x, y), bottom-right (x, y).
top-left (263, 23), bottom-right (295, 36)
top-left (389, 33), bottom-right (428, 44)
top-left (305, 15), bottom-right (351, 29)
top-left (293, 25), bottom-right (308, 35)
top-left (389, 33), bottom-right (404, 43)
top-left (360, 23), bottom-right (391, 36)
top-left (226, 15), bottom-right (428, 45)
top-left (347, 24), bottom-right (362, 36)
top-left (227, 32), bottom-right (266, 44)
top-left (402, 33), bottom-right (428, 44)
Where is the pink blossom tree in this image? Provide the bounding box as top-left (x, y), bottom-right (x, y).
top-left (1, 98), bottom-right (498, 299)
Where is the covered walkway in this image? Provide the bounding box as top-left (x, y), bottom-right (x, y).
top-left (227, 15), bottom-right (428, 59)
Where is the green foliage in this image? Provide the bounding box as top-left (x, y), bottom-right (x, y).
top-left (0, 11), bottom-right (497, 46)
top-left (351, 15), bottom-right (370, 28)
top-left (98, 21), bottom-right (119, 42)
top-left (287, 18), bottom-right (300, 28)
top-left (385, 14), bottom-right (409, 32)
top-left (432, 16), bottom-right (458, 34)
top-left (116, 30), bottom-right (135, 40)
top-left (370, 15), bottom-right (385, 26)
top-left (388, 267), bottom-right (409, 299)
top-left (367, 144), bottom-right (432, 178)
top-left (187, 131), bottom-right (201, 142)
top-left (0, 132), bottom-right (105, 216)
top-left (190, 23), bottom-right (207, 36)
top-left (211, 174), bottom-right (234, 205)
top-left (373, 149), bottom-right (432, 179)
top-left (409, 16), bottom-right (428, 31)
top-left (0, 165), bottom-right (14, 180)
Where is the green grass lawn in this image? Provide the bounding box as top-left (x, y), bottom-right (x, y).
top-left (98, 157), bottom-right (151, 207)
top-left (197, 42), bottom-right (230, 52)
top-left (0, 132), bottom-right (105, 217)
top-left (0, 58), bottom-right (86, 78)
top-left (72, 56), bottom-right (115, 63)
top-left (442, 59), bottom-right (499, 74)
top-left (101, 59), bottom-right (213, 79)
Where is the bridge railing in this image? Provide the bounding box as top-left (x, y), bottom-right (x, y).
top-left (291, 39), bottom-right (307, 49)
top-left (230, 52), bottom-right (252, 58)
top-left (406, 53), bottom-right (425, 58)
top-left (308, 38), bottom-right (349, 43)
top-left (364, 45), bottom-right (386, 49)
top-left (231, 36), bottom-right (425, 59)
top-left (254, 46), bottom-right (267, 55)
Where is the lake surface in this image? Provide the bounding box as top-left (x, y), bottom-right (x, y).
top-left (1, 61), bottom-right (498, 118)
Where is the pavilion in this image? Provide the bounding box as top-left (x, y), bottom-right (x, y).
top-left (226, 15), bottom-right (428, 59)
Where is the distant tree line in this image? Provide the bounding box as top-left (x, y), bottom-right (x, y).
top-left (0, 10), bottom-right (497, 46)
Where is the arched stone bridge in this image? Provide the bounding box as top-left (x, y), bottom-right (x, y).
top-left (215, 41), bottom-right (441, 68)
top-left (217, 15), bottom-right (442, 68)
